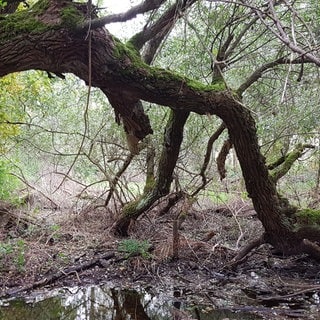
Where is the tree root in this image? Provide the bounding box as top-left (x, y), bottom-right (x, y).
top-left (229, 231), bottom-right (320, 267)
top-left (228, 234), bottom-right (266, 267)
top-left (301, 238), bottom-right (320, 260)
top-left (258, 284), bottom-right (320, 302)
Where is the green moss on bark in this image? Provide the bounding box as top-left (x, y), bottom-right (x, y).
top-left (143, 175), bottom-right (155, 194)
top-left (0, 0), bottom-right (85, 42)
top-left (113, 37), bottom-right (226, 92)
top-left (0, 0), bottom-right (49, 40)
top-left (60, 5), bottom-right (84, 29)
top-left (122, 192), bottom-right (154, 218)
top-left (270, 143), bottom-right (304, 183)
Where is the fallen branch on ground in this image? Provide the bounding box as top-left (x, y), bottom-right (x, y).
top-left (0, 251), bottom-right (116, 298)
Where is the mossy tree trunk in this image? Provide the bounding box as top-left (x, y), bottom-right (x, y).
top-left (112, 110), bottom-right (189, 236)
top-left (1, 0), bottom-right (320, 257)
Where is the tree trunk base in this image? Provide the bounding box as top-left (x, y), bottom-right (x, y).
top-left (230, 235), bottom-right (266, 266)
top-left (231, 229), bottom-right (320, 267)
top-left (111, 217), bottom-right (131, 237)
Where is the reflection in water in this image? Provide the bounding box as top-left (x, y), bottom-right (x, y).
top-left (0, 285), bottom-right (262, 320)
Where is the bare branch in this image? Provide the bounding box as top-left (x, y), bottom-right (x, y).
top-left (255, 0), bottom-right (320, 66)
top-left (206, 0), bottom-right (320, 66)
top-left (79, 0), bottom-right (167, 31)
top-left (237, 55), bottom-right (314, 95)
top-left (130, 0), bottom-right (198, 51)
top-left (104, 153), bottom-right (134, 207)
top-left (191, 122), bottom-right (226, 197)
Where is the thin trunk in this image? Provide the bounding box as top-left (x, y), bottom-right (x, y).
top-left (143, 140), bottom-right (156, 194)
top-left (112, 110), bottom-right (189, 236)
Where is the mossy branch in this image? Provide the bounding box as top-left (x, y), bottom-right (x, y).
top-left (269, 143), bottom-right (315, 183)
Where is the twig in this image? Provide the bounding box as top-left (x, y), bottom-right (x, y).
top-left (54, 5), bottom-right (93, 193)
top-left (258, 285), bottom-right (320, 302)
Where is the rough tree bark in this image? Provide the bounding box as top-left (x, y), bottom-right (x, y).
top-left (112, 110), bottom-right (189, 236)
top-left (1, 0), bottom-right (320, 257)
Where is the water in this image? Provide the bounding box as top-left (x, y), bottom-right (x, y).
top-left (0, 285), bottom-right (263, 320)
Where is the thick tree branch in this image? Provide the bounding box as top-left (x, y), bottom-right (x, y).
top-left (130, 0), bottom-right (198, 51)
top-left (112, 110), bottom-right (189, 236)
top-left (1, 0), bottom-right (317, 251)
top-left (79, 0), bottom-right (167, 31)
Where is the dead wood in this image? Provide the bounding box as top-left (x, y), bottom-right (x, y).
top-left (230, 234), bottom-right (266, 266)
top-left (217, 139), bottom-right (233, 180)
top-left (257, 285), bottom-right (320, 302)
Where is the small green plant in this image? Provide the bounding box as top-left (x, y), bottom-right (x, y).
top-left (0, 159), bottom-right (21, 202)
top-left (0, 239), bottom-right (25, 272)
top-left (0, 242), bottom-right (13, 257)
top-left (207, 190), bottom-right (230, 204)
top-left (118, 239), bottom-right (152, 259)
top-left (295, 209), bottom-right (320, 225)
top-left (15, 239), bottom-right (25, 272)
top-left (49, 224), bottom-right (61, 240)
top-left (57, 252), bottom-right (69, 264)
top-left (0, 1), bottom-right (7, 9)
top-left (0, 242), bottom-right (12, 271)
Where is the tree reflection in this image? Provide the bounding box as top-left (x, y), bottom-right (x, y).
top-left (0, 285), bottom-right (262, 319)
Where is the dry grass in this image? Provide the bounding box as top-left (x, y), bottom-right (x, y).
top-left (0, 195), bottom-right (263, 293)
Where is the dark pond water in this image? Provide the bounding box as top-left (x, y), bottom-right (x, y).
top-left (0, 285), bottom-right (263, 320)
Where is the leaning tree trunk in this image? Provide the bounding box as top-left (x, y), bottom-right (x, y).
top-left (112, 110), bottom-right (189, 236)
top-left (1, 0), bottom-right (320, 257)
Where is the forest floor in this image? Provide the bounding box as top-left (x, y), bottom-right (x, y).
top-left (0, 197), bottom-right (320, 319)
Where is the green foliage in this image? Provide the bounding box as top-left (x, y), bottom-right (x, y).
top-left (49, 224), bottom-right (61, 240)
top-left (0, 241), bottom-right (13, 256)
top-left (15, 238), bottom-right (25, 272)
top-left (0, 0), bottom-right (318, 216)
top-left (0, 73), bottom-right (26, 153)
top-left (118, 239), bottom-right (152, 258)
top-left (0, 159), bottom-right (21, 202)
top-left (0, 238), bottom-right (25, 272)
top-left (57, 252), bottom-right (69, 264)
top-left (0, 1), bottom-right (7, 9)
top-left (207, 190), bottom-right (231, 204)
top-left (295, 209), bottom-right (320, 226)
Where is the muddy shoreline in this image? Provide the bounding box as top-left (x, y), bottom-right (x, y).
top-left (1, 202), bottom-right (320, 319)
